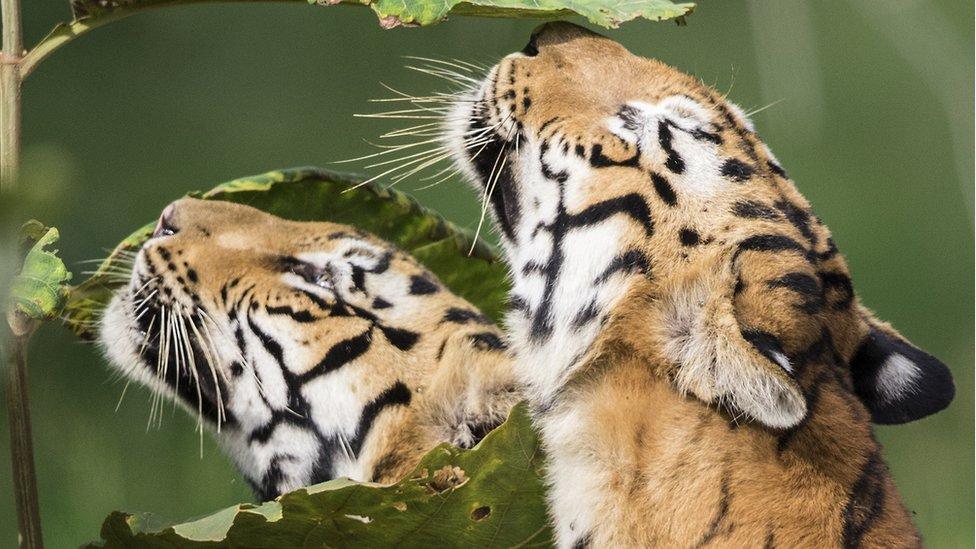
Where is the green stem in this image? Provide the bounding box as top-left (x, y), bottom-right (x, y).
top-left (2, 0), bottom-right (42, 544)
top-left (3, 314), bottom-right (43, 549)
top-left (1, 0), bottom-right (23, 189)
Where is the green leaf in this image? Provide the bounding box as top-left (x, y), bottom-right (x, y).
top-left (357, 0), bottom-right (695, 29)
top-left (22, 0), bottom-right (693, 78)
top-left (67, 0), bottom-right (692, 28)
top-left (63, 167), bottom-right (509, 338)
top-left (89, 403), bottom-right (552, 547)
top-left (9, 223), bottom-right (73, 322)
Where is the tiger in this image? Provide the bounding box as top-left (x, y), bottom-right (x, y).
top-left (98, 197), bottom-right (520, 502)
top-left (442, 22), bottom-right (955, 548)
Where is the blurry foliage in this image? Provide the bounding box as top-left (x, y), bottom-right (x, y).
top-left (9, 223), bottom-right (72, 322)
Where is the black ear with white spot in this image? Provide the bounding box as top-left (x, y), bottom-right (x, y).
top-left (851, 314), bottom-right (954, 425)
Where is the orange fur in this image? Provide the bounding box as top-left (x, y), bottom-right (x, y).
top-left (445, 22), bottom-right (951, 547)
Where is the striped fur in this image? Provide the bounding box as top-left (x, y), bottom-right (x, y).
top-left (445, 22), bottom-right (953, 548)
top-left (99, 198), bottom-right (519, 501)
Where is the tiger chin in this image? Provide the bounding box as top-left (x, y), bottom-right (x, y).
top-left (445, 22), bottom-right (954, 548)
top-left (99, 198), bottom-right (520, 501)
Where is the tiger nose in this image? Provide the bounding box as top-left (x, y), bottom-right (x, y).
top-left (524, 21), bottom-right (604, 52)
top-left (152, 202), bottom-right (179, 238)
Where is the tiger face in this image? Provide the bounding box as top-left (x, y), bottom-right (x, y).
top-left (100, 198), bottom-right (518, 500)
top-left (447, 21), bottom-right (953, 429)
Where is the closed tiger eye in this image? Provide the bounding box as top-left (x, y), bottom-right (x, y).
top-left (279, 256), bottom-right (333, 288)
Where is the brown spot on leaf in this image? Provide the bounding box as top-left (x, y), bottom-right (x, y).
top-left (378, 15), bottom-right (403, 29)
top-left (426, 465), bottom-right (468, 493)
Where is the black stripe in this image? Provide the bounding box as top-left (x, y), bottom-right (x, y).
top-left (443, 307), bottom-right (491, 325)
top-left (819, 271), bottom-right (854, 310)
top-left (768, 272), bottom-right (824, 314)
top-left (741, 329), bottom-right (791, 374)
top-left (571, 301), bottom-right (600, 328)
top-left (349, 381), bottom-right (412, 455)
top-left (651, 172), bottom-right (678, 206)
top-left (589, 143), bottom-right (640, 168)
top-left (246, 314), bottom-right (309, 415)
top-left (566, 193), bottom-right (654, 236)
top-left (299, 330), bottom-right (373, 383)
top-left (571, 532), bottom-right (592, 549)
top-left (767, 160), bottom-right (787, 178)
top-left (720, 158), bottom-right (754, 182)
top-left (408, 274), bottom-right (439, 295)
top-left (732, 200), bottom-right (780, 220)
top-left (595, 249), bottom-right (651, 283)
top-left (658, 120), bottom-right (685, 174)
top-left (774, 200), bottom-right (817, 245)
top-left (691, 127), bottom-right (723, 144)
top-left (379, 325), bottom-right (419, 351)
top-left (841, 451), bottom-right (887, 548)
top-left (733, 234), bottom-right (812, 264)
top-left (508, 295), bottom-right (530, 312)
top-left (694, 471), bottom-right (730, 547)
top-left (247, 316), bottom-right (285, 365)
top-left (266, 305), bottom-right (318, 323)
top-left (469, 332), bottom-right (506, 351)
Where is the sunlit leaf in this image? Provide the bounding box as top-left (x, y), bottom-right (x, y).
top-left (89, 404), bottom-right (552, 547)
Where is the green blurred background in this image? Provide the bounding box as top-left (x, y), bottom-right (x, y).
top-left (1, 1), bottom-right (972, 546)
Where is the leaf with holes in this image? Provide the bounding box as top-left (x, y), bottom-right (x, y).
top-left (63, 167), bottom-right (509, 338)
top-left (88, 403), bottom-right (552, 547)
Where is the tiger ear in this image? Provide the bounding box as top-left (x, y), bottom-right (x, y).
top-left (657, 274), bottom-right (808, 430)
top-left (851, 307), bottom-right (954, 424)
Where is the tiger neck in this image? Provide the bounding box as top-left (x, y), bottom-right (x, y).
top-left (501, 156), bottom-right (645, 407)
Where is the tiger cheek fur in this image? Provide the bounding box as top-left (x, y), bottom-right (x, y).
top-left (447, 21), bottom-right (951, 548)
top-left (99, 198), bottom-right (520, 501)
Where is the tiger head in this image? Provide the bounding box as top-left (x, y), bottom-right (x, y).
top-left (446, 22), bottom-right (953, 428)
top-left (100, 198), bottom-right (518, 500)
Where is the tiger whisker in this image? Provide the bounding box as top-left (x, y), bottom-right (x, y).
top-left (469, 113), bottom-right (517, 254)
top-left (114, 379), bottom-right (132, 413)
top-left (403, 56), bottom-right (478, 74)
top-left (187, 313), bottom-right (227, 432)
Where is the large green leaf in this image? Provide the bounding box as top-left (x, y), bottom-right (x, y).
top-left (68, 0), bottom-right (693, 28)
top-left (63, 167), bottom-right (509, 338)
top-left (8, 222), bottom-right (73, 322)
top-left (22, 0), bottom-right (693, 76)
top-left (89, 403), bottom-right (551, 547)
top-left (333, 0), bottom-right (694, 29)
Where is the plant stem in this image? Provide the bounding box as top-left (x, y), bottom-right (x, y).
top-left (4, 314), bottom-right (43, 549)
top-left (1, 0), bottom-right (23, 190)
top-left (3, 0), bottom-right (41, 546)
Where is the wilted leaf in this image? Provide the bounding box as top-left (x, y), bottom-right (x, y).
top-left (63, 167), bottom-right (509, 338)
top-left (9, 223), bottom-right (72, 322)
top-left (89, 403), bottom-right (552, 547)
